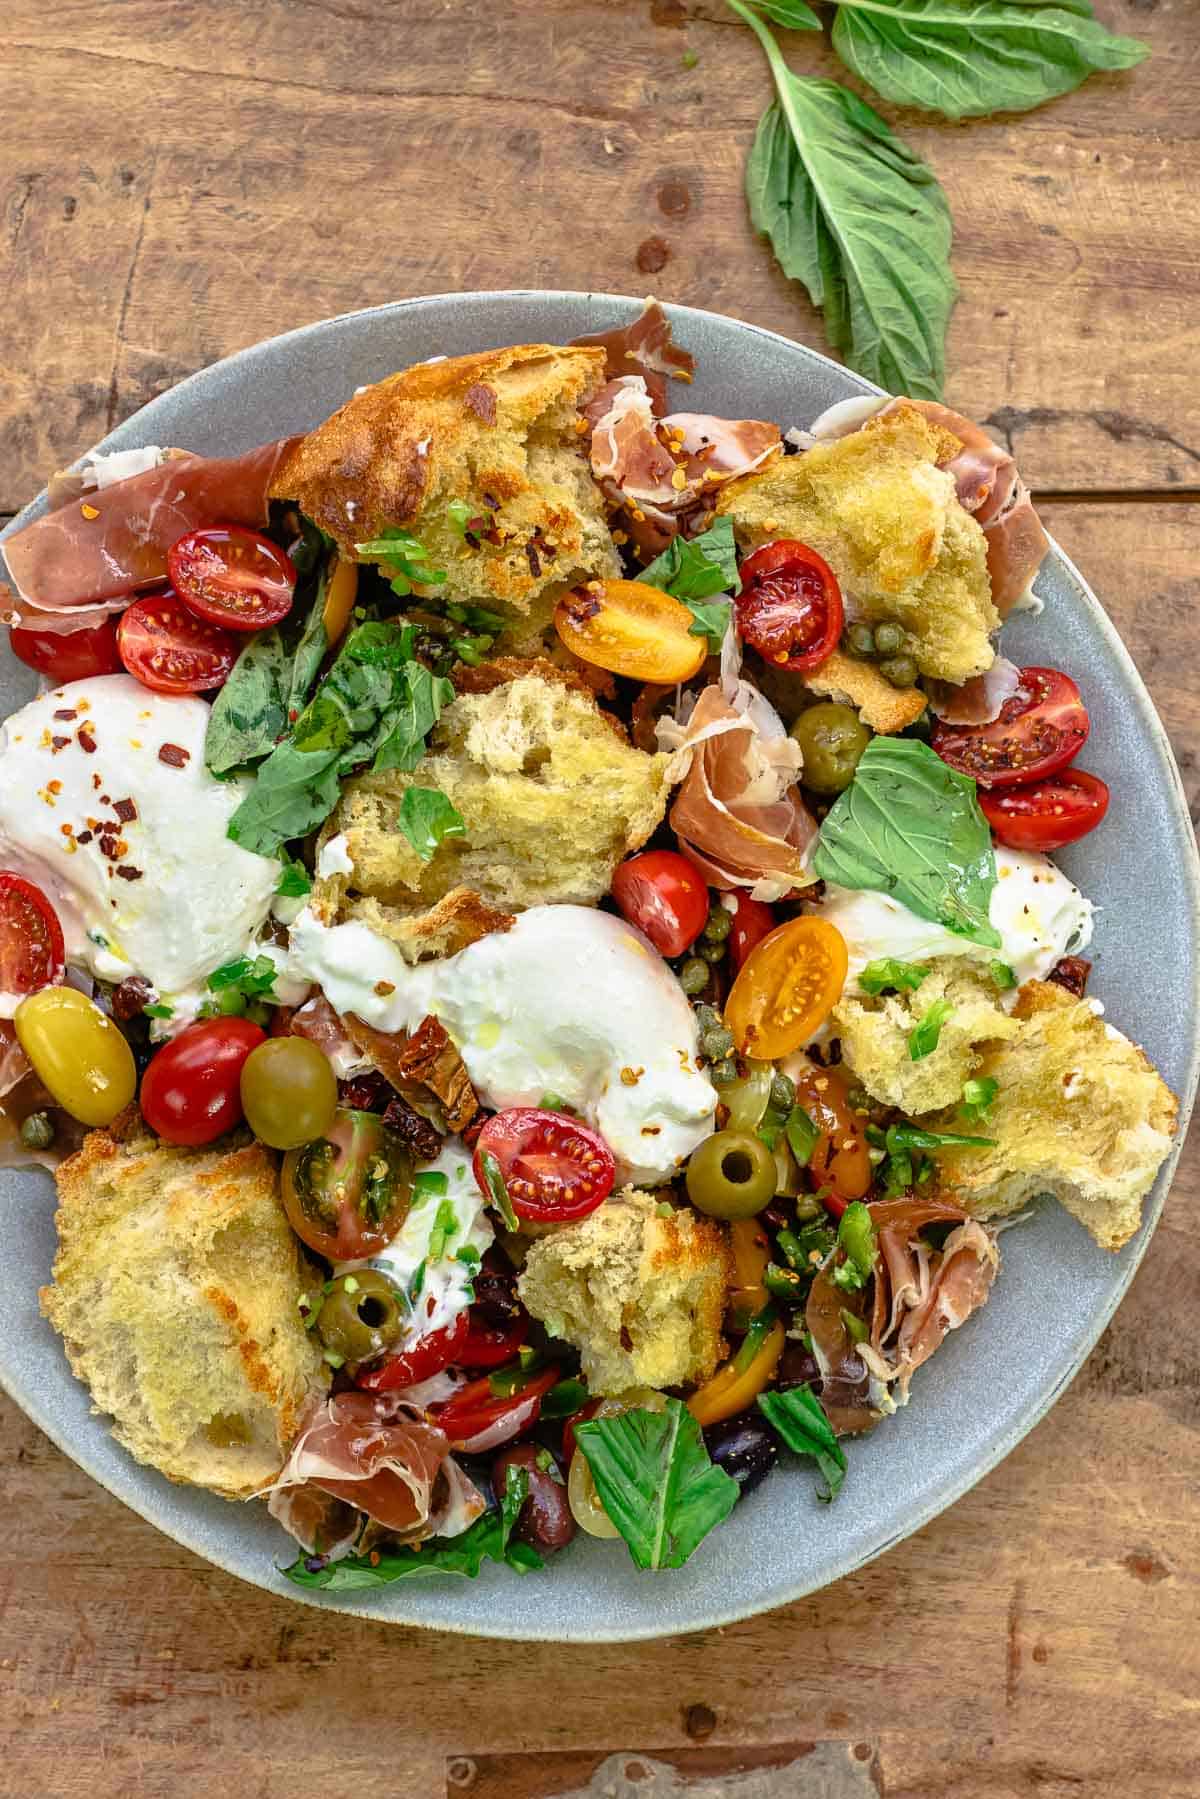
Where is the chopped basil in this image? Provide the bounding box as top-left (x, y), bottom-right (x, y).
top-left (908, 997), bottom-right (955, 1061)
top-left (541, 1377), bottom-right (589, 1420)
top-left (990, 960), bottom-right (1018, 991)
top-left (142, 1002), bottom-right (173, 1020)
top-left (885, 1122), bottom-right (995, 1153)
top-left (639, 517), bottom-right (739, 652)
top-left (784, 1103), bottom-right (820, 1167)
top-left (275, 855), bottom-right (312, 899)
top-left (961, 1075), bottom-right (999, 1122)
top-left (412, 1170), bottom-right (450, 1199)
top-left (858, 957), bottom-right (929, 997)
top-left (397, 786), bottom-right (466, 862)
top-left (426, 1199), bottom-right (460, 1264)
top-left (478, 1150), bottom-right (519, 1233)
top-left (355, 527), bottom-right (446, 596)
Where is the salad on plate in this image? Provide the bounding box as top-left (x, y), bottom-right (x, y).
top-left (0, 303), bottom-right (1177, 1590)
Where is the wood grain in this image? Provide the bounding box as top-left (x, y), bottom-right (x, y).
top-left (1, 0), bottom-right (1197, 506)
top-left (2, 4), bottom-right (1198, 1793)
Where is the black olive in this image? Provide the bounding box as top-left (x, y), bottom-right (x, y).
top-left (473, 1252), bottom-right (523, 1329)
top-left (702, 1411), bottom-right (779, 1496)
top-left (776, 1344), bottom-right (822, 1391)
top-left (492, 1444), bottom-right (577, 1554)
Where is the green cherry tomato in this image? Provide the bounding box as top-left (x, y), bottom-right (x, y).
top-left (239, 1035), bottom-right (337, 1150)
top-left (317, 1269), bottom-right (407, 1363)
top-left (281, 1109), bottom-right (414, 1260)
top-left (686, 1129), bottom-right (778, 1219)
top-left (14, 986), bottom-right (136, 1127)
top-left (790, 702), bottom-right (872, 794)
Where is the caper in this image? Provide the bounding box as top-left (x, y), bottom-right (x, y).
top-left (873, 620), bottom-right (905, 657)
top-left (699, 939), bottom-right (726, 964)
top-left (847, 622), bottom-right (876, 658)
top-left (703, 907), bottom-right (732, 943)
top-left (880, 653), bottom-right (919, 688)
top-left (316, 1269), bottom-right (406, 1363)
top-left (790, 702), bottom-right (872, 795)
top-left (679, 958), bottom-right (709, 996)
top-left (19, 1111), bottom-right (55, 1151)
top-left (769, 1070), bottom-right (796, 1114)
top-left (686, 1128), bottom-right (778, 1219)
top-left (701, 1025), bottom-right (735, 1061)
top-left (708, 1057), bottom-right (738, 1087)
top-left (694, 1004), bottom-right (721, 1033)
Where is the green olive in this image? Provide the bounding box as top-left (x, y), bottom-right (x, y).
top-left (873, 620), bottom-right (905, 656)
top-left (317, 1269), bottom-right (406, 1363)
top-left (240, 1035), bottom-right (338, 1150)
top-left (790, 702), bottom-right (872, 794)
top-left (846, 622), bottom-right (876, 658)
top-left (679, 958), bottom-right (709, 996)
top-left (686, 1129), bottom-right (778, 1219)
top-left (880, 653), bottom-right (919, 689)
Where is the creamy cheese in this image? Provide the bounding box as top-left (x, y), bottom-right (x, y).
top-left (287, 904), bottom-right (717, 1184)
top-left (821, 847), bottom-right (1093, 992)
top-left (0, 675), bottom-right (278, 1014)
top-left (338, 1138), bottom-right (493, 1345)
top-left (316, 832), bottom-right (354, 879)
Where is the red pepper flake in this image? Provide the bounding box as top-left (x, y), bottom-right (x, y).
top-left (51, 735), bottom-right (70, 751)
top-left (157, 743), bottom-right (190, 768)
top-left (91, 774), bottom-right (102, 790)
top-left (116, 865), bottom-right (143, 881)
top-left (76, 830), bottom-right (93, 845)
top-left (99, 833), bottom-right (123, 860)
top-left (53, 709), bottom-right (78, 722)
top-left (113, 798), bottom-right (138, 823)
top-left (77, 727), bottom-right (98, 754)
top-left (47, 779), bottom-right (63, 795)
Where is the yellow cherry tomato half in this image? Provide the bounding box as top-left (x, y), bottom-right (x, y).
top-left (15, 986), bottom-right (137, 1127)
top-left (723, 915), bottom-right (848, 1060)
top-left (554, 579), bottom-right (708, 683)
top-left (322, 554), bottom-right (358, 646)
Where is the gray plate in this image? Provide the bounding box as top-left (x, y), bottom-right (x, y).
top-left (2, 292), bottom-right (1197, 1642)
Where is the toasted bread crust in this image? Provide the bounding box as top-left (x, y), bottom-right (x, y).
top-left (801, 649), bottom-right (928, 734)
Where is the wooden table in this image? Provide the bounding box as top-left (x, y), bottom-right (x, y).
top-left (2, 4), bottom-right (1197, 1794)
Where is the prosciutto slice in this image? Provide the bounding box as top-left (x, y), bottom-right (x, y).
top-left (925, 654), bottom-right (1023, 726)
top-left (659, 684), bottom-right (815, 900)
top-left (572, 297), bottom-right (696, 414)
top-left (264, 1391), bottom-right (485, 1555)
top-left (1, 437), bottom-right (301, 630)
top-left (867, 1198), bottom-right (999, 1400)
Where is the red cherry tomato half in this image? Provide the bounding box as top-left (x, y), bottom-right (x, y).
top-left (980, 768), bottom-right (1110, 853)
top-left (357, 1313), bottom-right (469, 1391)
top-left (0, 873), bottom-right (66, 1000)
top-left (611, 849), bottom-right (709, 958)
top-left (140, 1017), bottom-right (266, 1146)
top-left (459, 1311), bottom-right (529, 1370)
top-left (735, 540), bottom-right (843, 672)
top-left (726, 892), bottom-right (777, 973)
top-left (931, 667), bottom-right (1089, 790)
top-left (168, 525), bottom-right (296, 632)
top-left (117, 591), bottom-right (238, 694)
top-left (473, 1108), bottom-right (615, 1224)
top-left (434, 1365), bottom-right (561, 1454)
top-left (9, 618), bottom-right (122, 683)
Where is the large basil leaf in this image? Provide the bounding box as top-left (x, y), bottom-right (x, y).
top-left (205, 556), bottom-right (330, 777)
top-left (831, 0), bottom-right (1149, 121)
top-left (575, 1398), bottom-right (739, 1570)
top-left (737, 18), bottom-right (956, 398)
top-left (813, 738), bottom-right (1001, 947)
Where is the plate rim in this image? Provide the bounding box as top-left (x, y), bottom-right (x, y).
top-left (2, 289), bottom-right (1197, 1640)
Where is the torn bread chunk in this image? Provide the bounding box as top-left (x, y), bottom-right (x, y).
top-left (40, 1131), bottom-right (327, 1496)
top-left (518, 1188), bottom-right (730, 1396)
top-left (316, 671), bottom-right (670, 958)
top-left (835, 959), bottom-right (1019, 1114)
top-left (717, 403), bottom-right (998, 686)
top-left (931, 981), bottom-right (1177, 1251)
top-left (269, 343), bottom-right (620, 638)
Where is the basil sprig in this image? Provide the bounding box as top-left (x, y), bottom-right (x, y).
top-left (813, 739), bottom-right (1001, 949)
top-left (575, 1399), bottom-right (739, 1570)
top-left (757, 1387), bottom-right (847, 1503)
top-left (830, 1), bottom-right (1149, 123)
top-left (640, 517), bottom-right (740, 653)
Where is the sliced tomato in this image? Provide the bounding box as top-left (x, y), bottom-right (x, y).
top-left (791, 1061), bottom-right (873, 1202)
top-left (611, 849), bottom-right (709, 958)
top-left (0, 874), bottom-right (66, 1000)
top-left (735, 540), bottom-right (843, 672)
top-left (434, 1365), bottom-right (561, 1454)
top-left (473, 1108), bottom-right (615, 1224)
top-left (980, 768), bottom-right (1109, 852)
top-left (726, 892), bottom-right (777, 973)
top-left (139, 1017), bottom-right (265, 1147)
top-left (168, 525), bottom-right (296, 631)
top-left (117, 591), bottom-right (238, 693)
top-left (724, 916), bottom-right (848, 1059)
top-left (9, 619), bottom-right (122, 682)
top-left (459, 1312), bottom-right (529, 1369)
top-left (931, 667), bottom-right (1088, 789)
top-left (356, 1313), bottom-right (468, 1392)
top-left (554, 579), bottom-right (707, 683)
